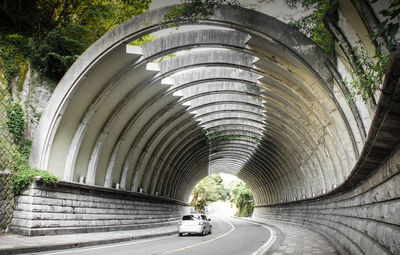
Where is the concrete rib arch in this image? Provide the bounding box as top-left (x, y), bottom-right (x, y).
top-left (30, 5), bottom-right (367, 206)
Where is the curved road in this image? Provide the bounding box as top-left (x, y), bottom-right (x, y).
top-left (36, 218), bottom-right (271, 255)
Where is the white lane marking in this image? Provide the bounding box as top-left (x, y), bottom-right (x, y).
top-left (38, 236), bottom-right (175, 255)
top-left (236, 219), bottom-right (277, 255)
top-left (156, 219), bottom-right (236, 255)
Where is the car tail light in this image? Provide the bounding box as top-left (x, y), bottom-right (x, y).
top-left (198, 221), bottom-right (203, 225)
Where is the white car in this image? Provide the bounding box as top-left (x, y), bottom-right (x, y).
top-left (178, 214), bottom-right (212, 236)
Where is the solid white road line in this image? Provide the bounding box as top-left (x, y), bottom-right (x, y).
top-left (236, 219), bottom-right (277, 255)
top-left (156, 219), bottom-right (236, 255)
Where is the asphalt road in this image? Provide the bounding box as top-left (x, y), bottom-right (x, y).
top-left (34, 218), bottom-right (271, 255)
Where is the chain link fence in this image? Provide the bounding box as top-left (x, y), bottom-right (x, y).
top-left (0, 85), bottom-right (17, 171)
top-left (0, 84), bottom-right (16, 232)
top-left (0, 170), bottom-right (14, 232)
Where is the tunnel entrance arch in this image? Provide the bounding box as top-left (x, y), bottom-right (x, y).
top-left (30, 5), bottom-right (364, 206)
top-left (10, 3), bottom-right (400, 253)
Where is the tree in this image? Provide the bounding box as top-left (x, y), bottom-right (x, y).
top-left (162, 0), bottom-right (241, 27)
top-left (229, 181), bottom-right (254, 217)
top-left (0, 0), bottom-right (151, 83)
top-left (286, 0), bottom-right (334, 53)
top-left (191, 174), bottom-right (230, 212)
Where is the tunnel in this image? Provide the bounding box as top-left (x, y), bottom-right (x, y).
top-left (10, 3), bottom-right (400, 255)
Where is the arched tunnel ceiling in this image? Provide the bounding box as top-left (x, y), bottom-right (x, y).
top-left (30, 6), bottom-right (369, 204)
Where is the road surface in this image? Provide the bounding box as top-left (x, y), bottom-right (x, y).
top-left (34, 218), bottom-right (272, 255)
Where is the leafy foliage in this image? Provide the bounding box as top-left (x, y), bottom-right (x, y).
top-left (32, 25), bottom-right (91, 81)
top-left (6, 102), bottom-right (26, 147)
top-left (191, 174), bottom-right (230, 212)
top-left (11, 142), bottom-right (58, 195)
top-left (0, 0), bottom-right (151, 84)
top-left (342, 42), bottom-right (388, 102)
top-left (371, 1), bottom-right (400, 52)
top-left (287, 0), bottom-right (334, 53)
top-left (229, 181), bottom-right (254, 217)
top-left (1, 0), bottom-right (151, 196)
top-left (162, 0), bottom-right (241, 28)
top-left (344, 2), bottom-right (399, 102)
top-left (0, 34), bottom-right (35, 83)
top-left (129, 34), bottom-right (158, 46)
top-left (5, 101), bottom-right (58, 194)
top-left (7, 112), bottom-right (58, 195)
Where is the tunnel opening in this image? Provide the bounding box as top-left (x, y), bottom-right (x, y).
top-left (189, 173), bottom-right (254, 218)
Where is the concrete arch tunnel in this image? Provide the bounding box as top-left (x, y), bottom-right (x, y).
top-left (18, 3), bottom-right (400, 254)
top-left (30, 6), bottom-right (362, 205)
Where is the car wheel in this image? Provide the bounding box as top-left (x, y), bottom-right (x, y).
top-left (202, 228), bottom-right (206, 236)
top-left (179, 233), bottom-right (183, 237)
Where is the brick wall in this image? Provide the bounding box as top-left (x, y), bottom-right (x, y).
top-left (10, 181), bottom-right (189, 236)
top-left (253, 146), bottom-right (400, 255)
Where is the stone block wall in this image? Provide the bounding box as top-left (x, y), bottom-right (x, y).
top-left (253, 146), bottom-right (400, 255)
top-left (0, 170), bottom-right (14, 232)
top-left (10, 181), bottom-right (189, 236)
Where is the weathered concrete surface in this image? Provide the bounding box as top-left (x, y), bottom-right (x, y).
top-left (10, 181), bottom-right (188, 236)
top-left (254, 145), bottom-right (400, 255)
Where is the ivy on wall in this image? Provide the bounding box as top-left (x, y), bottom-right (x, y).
top-left (343, 1), bottom-right (399, 102)
top-left (6, 102), bottom-right (25, 147)
top-left (5, 101), bottom-right (58, 194)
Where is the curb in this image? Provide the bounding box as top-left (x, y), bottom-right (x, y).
top-left (0, 230), bottom-right (178, 255)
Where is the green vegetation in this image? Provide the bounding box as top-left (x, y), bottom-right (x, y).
top-left (286, 0), bottom-right (398, 102)
top-left (371, 1), bottom-right (400, 52)
top-left (206, 126), bottom-right (261, 143)
top-left (286, 0), bottom-right (335, 54)
top-left (5, 101), bottom-right (58, 194)
top-left (190, 174), bottom-right (254, 216)
top-left (162, 0), bottom-right (241, 28)
top-left (191, 174), bottom-right (230, 212)
top-left (6, 102), bottom-right (26, 147)
top-left (11, 141), bottom-right (58, 195)
top-left (129, 34), bottom-right (158, 46)
top-left (0, 0), bottom-right (151, 84)
top-left (229, 181), bottom-right (254, 217)
top-left (342, 41), bottom-right (387, 102)
top-left (1, 0), bottom-right (151, 194)
top-left (0, 34), bottom-right (35, 83)
top-left (343, 1), bottom-right (399, 102)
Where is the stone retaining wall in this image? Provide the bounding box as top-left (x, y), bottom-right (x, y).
top-left (0, 170), bottom-right (14, 232)
top-left (254, 146), bottom-right (400, 255)
top-left (10, 181), bottom-right (189, 236)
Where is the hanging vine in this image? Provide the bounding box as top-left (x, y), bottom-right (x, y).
top-left (344, 1), bottom-right (399, 102)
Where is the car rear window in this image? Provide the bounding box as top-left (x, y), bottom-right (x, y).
top-left (182, 215), bottom-right (201, 220)
top-left (182, 215), bottom-right (194, 220)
